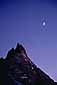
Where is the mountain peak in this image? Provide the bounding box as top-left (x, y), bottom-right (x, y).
top-left (0, 43), bottom-right (57, 85)
top-left (15, 43), bottom-right (26, 55)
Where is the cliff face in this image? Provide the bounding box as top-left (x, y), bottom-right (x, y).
top-left (0, 43), bottom-right (57, 85)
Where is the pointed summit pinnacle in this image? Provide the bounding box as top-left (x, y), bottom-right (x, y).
top-left (15, 43), bottom-right (26, 54)
top-left (16, 43), bottom-right (20, 49)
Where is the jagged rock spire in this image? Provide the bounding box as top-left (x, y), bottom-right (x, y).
top-left (0, 43), bottom-right (57, 85)
top-left (15, 43), bottom-right (26, 55)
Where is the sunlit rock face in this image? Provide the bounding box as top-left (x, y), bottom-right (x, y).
top-left (0, 43), bottom-right (57, 85)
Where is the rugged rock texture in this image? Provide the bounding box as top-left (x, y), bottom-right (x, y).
top-left (0, 43), bottom-right (57, 85)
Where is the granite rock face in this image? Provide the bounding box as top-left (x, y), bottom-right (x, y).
top-left (0, 43), bottom-right (57, 85)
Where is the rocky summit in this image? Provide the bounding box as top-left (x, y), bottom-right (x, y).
top-left (0, 43), bottom-right (57, 85)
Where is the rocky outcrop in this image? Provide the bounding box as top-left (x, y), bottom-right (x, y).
top-left (0, 43), bottom-right (57, 85)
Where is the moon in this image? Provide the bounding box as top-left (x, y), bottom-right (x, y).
top-left (42, 21), bottom-right (46, 26)
top-left (41, 19), bottom-right (47, 31)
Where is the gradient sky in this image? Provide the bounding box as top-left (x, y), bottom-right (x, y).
top-left (0, 0), bottom-right (57, 81)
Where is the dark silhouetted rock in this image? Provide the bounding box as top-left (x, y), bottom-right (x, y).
top-left (0, 43), bottom-right (57, 85)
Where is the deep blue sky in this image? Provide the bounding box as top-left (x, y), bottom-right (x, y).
top-left (0, 0), bottom-right (57, 81)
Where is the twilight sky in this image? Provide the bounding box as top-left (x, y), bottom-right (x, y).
top-left (0, 0), bottom-right (57, 81)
